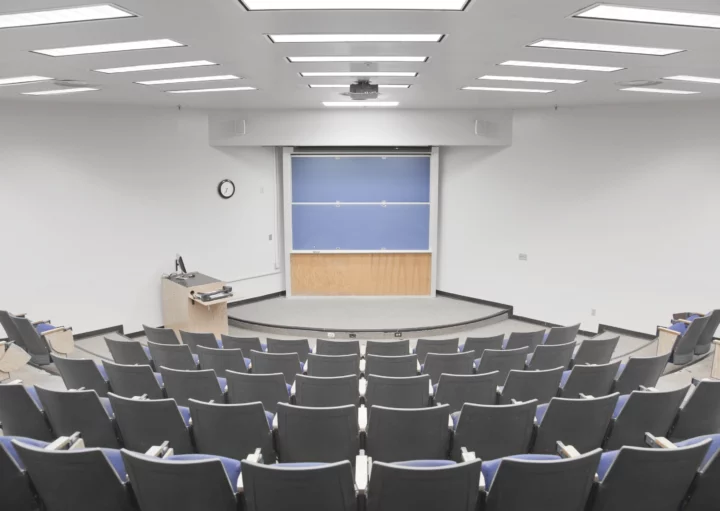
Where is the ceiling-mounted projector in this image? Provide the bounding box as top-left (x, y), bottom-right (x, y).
top-left (341, 80), bottom-right (380, 100)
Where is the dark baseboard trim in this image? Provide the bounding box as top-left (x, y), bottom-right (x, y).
top-left (228, 291), bottom-right (286, 308)
top-left (598, 323), bottom-right (656, 341)
top-left (74, 325), bottom-right (124, 341)
top-left (436, 290), bottom-right (514, 314)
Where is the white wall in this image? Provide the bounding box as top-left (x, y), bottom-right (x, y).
top-left (439, 102), bottom-right (720, 335)
top-left (0, 102), bottom-right (282, 336)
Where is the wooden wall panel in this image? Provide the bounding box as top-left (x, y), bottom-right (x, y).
top-left (291, 253), bottom-right (432, 296)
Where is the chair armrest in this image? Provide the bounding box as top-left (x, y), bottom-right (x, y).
top-left (14, 313), bottom-right (27, 318)
top-left (360, 346), bottom-right (366, 358)
top-left (657, 327), bottom-right (681, 337)
top-left (358, 405), bottom-right (368, 432)
top-left (46, 432), bottom-right (83, 451)
top-left (557, 441), bottom-right (581, 458)
top-left (6, 379), bottom-right (24, 385)
top-left (290, 381), bottom-right (296, 397)
top-left (645, 433), bottom-right (677, 449)
top-left (356, 451), bottom-right (369, 495)
top-left (302, 360), bottom-right (308, 374)
top-left (417, 360), bottom-right (421, 374)
top-left (579, 393), bottom-right (595, 399)
top-left (359, 359), bottom-right (366, 374)
top-left (639, 386), bottom-right (658, 392)
top-left (359, 378), bottom-right (367, 398)
top-left (677, 319), bottom-right (692, 325)
top-left (31, 319), bottom-right (51, 326)
top-left (460, 448), bottom-right (485, 490)
top-left (132, 394), bottom-right (149, 400)
top-left (246, 448), bottom-right (263, 464)
top-left (272, 413), bottom-right (278, 430)
top-left (145, 441), bottom-right (173, 458)
top-left (429, 379), bottom-right (434, 397)
top-left (39, 327), bottom-right (69, 337)
top-left (448, 414), bottom-right (454, 429)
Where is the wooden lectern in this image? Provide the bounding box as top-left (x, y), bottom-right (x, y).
top-left (161, 273), bottom-right (231, 337)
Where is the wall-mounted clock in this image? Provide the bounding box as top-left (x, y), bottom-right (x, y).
top-left (218, 179), bottom-right (235, 199)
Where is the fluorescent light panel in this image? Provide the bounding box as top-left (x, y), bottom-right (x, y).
top-left (0, 4), bottom-right (134, 29)
top-left (463, 86), bottom-right (554, 93)
top-left (575, 4), bottom-right (720, 29)
top-left (243, 0), bottom-right (468, 10)
top-left (529, 39), bottom-right (683, 56)
top-left (167, 86), bottom-right (256, 94)
top-left (621, 87), bottom-right (699, 95)
top-left (500, 60), bottom-right (623, 72)
top-left (479, 75), bottom-right (584, 84)
top-left (34, 39), bottom-right (184, 57)
top-left (23, 87), bottom-right (98, 95)
top-left (95, 60), bottom-right (217, 74)
top-left (0, 75), bottom-right (52, 86)
top-left (137, 75), bottom-right (240, 85)
top-left (269, 34), bottom-right (444, 43)
top-left (288, 56), bottom-right (428, 63)
top-left (301, 71), bottom-right (417, 77)
top-left (664, 75), bottom-right (720, 85)
top-left (309, 84), bottom-right (410, 88)
top-left (323, 101), bottom-right (399, 107)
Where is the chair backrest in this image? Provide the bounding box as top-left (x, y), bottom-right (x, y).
top-left (367, 459), bottom-right (482, 511)
top-left (422, 352), bottom-right (475, 384)
top-left (499, 367), bottom-right (564, 405)
top-left (365, 339), bottom-right (410, 356)
top-left (316, 339), bottom-right (361, 357)
top-left (365, 354), bottom-right (418, 378)
top-left (695, 310), bottom-right (720, 354)
top-left (307, 353), bottom-right (359, 377)
top-left (251, 350), bottom-right (302, 385)
top-left (593, 441), bottom-right (711, 511)
top-left (415, 338), bottom-right (460, 363)
top-left (146, 341), bottom-right (197, 371)
top-left (196, 345), bottom-right (247, 377)
top-left (367, 405), bottom-right (451, 462)
top-left (612, 353), bottom-right (669, 394)
top-left (0, 436), bottom-right (46, 511)
top-left (179, 330), bottom-right (218, 353)
top-left (159, 367), bottom-right (225, 407)
top-left (605, 385), bottom-right (690, 449)
top-left (475, 347), bottom-right (529, 386)
top-left (104, 336), bottom-right (151, 366)
top-left (560, 361), bottom-right (622, 399)
top-left (14, 441), bottom-right (134, 511)
top-left (142, 325), bottom-right (179, 345)
top-left (485, 450), bottom-right (602, 511)
top-left (276, 403), bottom-right (359, 463)
top-left (452, 400), bottom-right (537, 461)
top-left (220, 335), bottom-right (263, 354)
top-left (121, 449), bottom-right (239, 511)
top-left (266, 338), bottom-right (311, 363)
top-left (52, 356), bottom-right (109, 396)
top-left (225, 371), bottom-right (289, 414)
top-left (672, 315), bottom-right (711, 364)
top-left (10, 315), bottom-right (51, 364)
top-left (683, 435), bottom-right (720, 511)
top-left (295, 374), bottom-right (359, 408)
top-left (102, 360), bottom-right (164, 399)
top-left (366, 374), bottom-right (430, 409)
top-left (0, 310), bottom-right (23, 346)
top-left (527, 341), bottom-right (576, 371)
top-left (461, 334), bottom-right (504, 359)
top-left (533, 394), bottom-right (619, 454)
top-left (544, 323), bottom-right (581, 346)
top-left (0, 383), bottom-right (54, 440)
top-left (572, 336), bottom-right (619, 366)
top-left (670, 379), bottom-right (720, 441)
top-left (434, 372), bottom-right (499, 414)
top-left (189, 399), bottom-right (274, 461)
top-left (242, 460), bottom-right (357, 511)
top-left (504, 330), bottom-right (544, 351)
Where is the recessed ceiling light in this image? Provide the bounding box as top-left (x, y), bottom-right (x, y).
top-left (137, 75), bottom-right (240, 85)
top-left (268, 34), bottom-right (445, 43)
top-left (243, 0), bottom-right (468, 10)
top-left (301, 72), bottom-right (417, 77)
top-left (620, 87), bottom-right (699, 95)
top-left (574, 4), bottom-right (720, 29)
top-left (33, 39), bottom-right (185, 57)
top-left (462, 86), bottom-right (554, 93)
top-left (95, 60), bottom-right (217, 74)
top-left (499, 60), bottom-right (624, 72)
top-left (0, 4), bottom-right (134, 29)
top-left (166, 86), bottom-right (257, 94)
top-left (288, 56), bottom-right (428, 63)
top-left (0, 75), bottom-right (53, 86)
top-left (309, 84), bottom-right (411, 88)
top-left (23, 87), bottom-right (99, 95)
top-left (528, 39), bottom-right (683, 56)
top-left (323, 101), bottom-right (399, 107)
top-left (478, 75), bottom-right (584, 84)
top-left (664, 75), bottom-right (720, 85)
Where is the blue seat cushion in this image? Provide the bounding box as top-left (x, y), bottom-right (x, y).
top-left (142, 346), bottom-right (152, 360)
top-left (99, 397), bottom-right (114, 418)
top-left (178, 406), bottom-right (191, 426)
top-left (1, 437), bottom-right (49, 468)
top-left (616, 363), bottom-right (626, 379)
top-left (669, 322), bottom-right (687, 335)
top-left (217, 377), bottom-right (227, 391)
top-left (100, 448), bottom-right (128, 481)
top-left (265, 411), bottom-right (274, 430)
top-left (168, 454), bottom-right (242, 483)
top-left (482, 454), bottom-right (561, 488)
top-left (542, 332), bottom-right (549, 344)
top-left (676, 434), bottom-right (720, 468)
top-left (217, 339), bottom-right (223, 349)
top-left (394, 460), bottom-right (456, 468)
top-left (244, 358), bottom-right (251, 369)
top-left (192, 354), bottom-right (200, 366)
top-left (560, 370), bottom-right (571, 388)
top-left (535, 403), bottom-right (549, 425)
top-left (433, 383), bottom-right (438, 394)
top-left (597, 450), bottom-right (618, 481)
top-left (613, 394), bottom-right (630, 419)
top-left (34, 323), bottom-right (57, 334)
top-left (154, 372), bottom-right (164, 387)
top-left (501, 338), bottom-right (510, 349)
top-left (286, 383), bottom-right (292, 396)
top-left (261, 343), bottom-right (268, 351)
top-left (451, 411), bottom-right (461, 430)
top-left (458, 343), bottom-right (465, 352)
top-left (95, 362), bottom-right (108, 381)
top-left (25, 385), bottom-right (43, 410)
top-left (420, 364), bottom-right (424, 372)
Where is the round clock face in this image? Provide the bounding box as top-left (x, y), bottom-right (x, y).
top-left (218, 179), bottom-right (235, 199)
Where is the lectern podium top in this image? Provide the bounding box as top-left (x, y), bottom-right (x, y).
top-left (166, 273), bottom-right (221, 288)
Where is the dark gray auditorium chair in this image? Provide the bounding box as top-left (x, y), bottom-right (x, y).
top-left (0, 435), bottom-right (46, 511)
top-left (503, 329), bottom-right (544, 351)
top-left (367, 459), bottom-right (482, 511)
top-left (364, 354), bottom-right (418, 378)
top-left (242, 460), bottom-right (356, 511)
top-left (532, 394), bottom-right (619, 454)
top-left (251, 350), bottom-right (303, 385)
top-left (366, 405), bottom-right (451, 463)
top-left (498, 367), bottom-right (564, 405)
top-left (276, 403), bottom-right (359, 463)
top-left (460, 334), bottom-right (504, 359)
top-left (52, 355), bottom-right (110, 396)
top-left (295, 374), bottom-right (359, 408)
top-left (221, 335), bottom-right (265, 354)
top-left (678, 434), bottom-right (720, 511)
top-left (571, 335), bottom-right (619, 367)
top-left (0, 309), bottom-right (25, 348)
top-left (0, 382), bottom-right (54, 440)
top-left (14, 440), bottom-right (135, 511)
top-left (316, 338), bottom-right (361, 357)
top-left (605, 385), bottom-right (690, 449)
top-left (414, 338), bottom-right (460, 363)
top-left (591, 440), bottom-right (711, 511)
top-left (544, 323), bottom-right (581, 346)
top-left (142, 324), bottom-right (179, 345)
top-left (266, 337), bottom-right (312, 363)
top-left (669, 379), bottom-right (720, 441)
top-left (108, 393), bottom-right (192, 454)
top-left (451, 400), bottom-right (537, 461)
top-left (612, 353), bottom-right (669, 394)
top-left (365, 375), bottom-right (430, 409)
top-left (102, 360), bottom-right (164, 399)
top-left (689, 309), bottom-right (720, 355)
top-left (146, 341), bottom-right (198, 371)
top-left (558, 360), bottom-right (622, 399)
top-left (196, 345), bottom-right (248, 377)
top-left (10, 314), bottom-right (60, 365)
top-left (365, 339), bottom-right (410, 357)
top-left (526, 341), bottom-right (576, 371)
top-left (159, 367), bottom-right (226, 407)
top-left (306, 353), bottom-right (360, 377)
top-left (482, 449), bottom-right (602, 511)
top-left (104, 335), bottom-right (153, 367)
top-left (434, 372), bottom-right (498, 413)
top-left (226, 371), bottom-right (289, 414)
top-left (189, 399), bottom-right (274, 462)
top-left (35, 386), bottom-right (119, 448)
top-left (660, 314), bottom-right (711, 365)
top-left (179, 330), bottom-right (221, 353)
top-left (475, 347), bottom-right (529, 386)
top-left (421, 351), bottom-right (474, 384)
